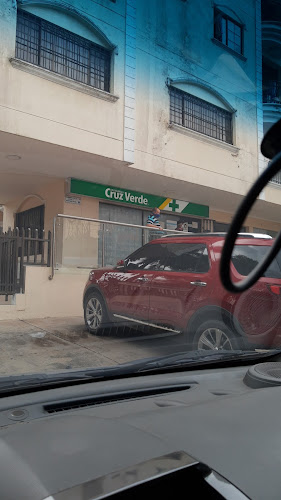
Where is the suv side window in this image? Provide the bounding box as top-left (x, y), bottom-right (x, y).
top-left (163, 243), bottom-right (210, 273)
top-left (125, 243), bottom-right (167, 271)
top-left (232, 245), bottom-right (281, 278)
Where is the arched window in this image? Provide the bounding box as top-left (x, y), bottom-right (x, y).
top-left (168, 80), bottom-right (234, 145)
top-left (15, 7), bottom-right (112, 92)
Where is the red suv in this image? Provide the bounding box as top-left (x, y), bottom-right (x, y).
top-left (83, 233), bottom-right (281, 350)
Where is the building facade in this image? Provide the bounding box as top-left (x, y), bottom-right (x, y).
top-left (1, 0), bottom-right (281, 316)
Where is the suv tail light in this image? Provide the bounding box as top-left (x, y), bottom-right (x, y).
top-left (268, 285), bottom-right (281, 295)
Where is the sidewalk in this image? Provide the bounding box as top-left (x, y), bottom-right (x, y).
top-left (0, 316), bottom-right (182, 376)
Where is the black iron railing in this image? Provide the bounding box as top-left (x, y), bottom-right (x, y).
top-left (0, 228), bottom-right (51, 296)
top-left (263, 80), bottom-right (281, 104)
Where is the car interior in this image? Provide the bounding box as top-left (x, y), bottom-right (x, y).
top-left (1, 353), bottom-right (281, 500)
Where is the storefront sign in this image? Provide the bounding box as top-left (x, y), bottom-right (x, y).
top-left (70, 178), bottom-right (209, 217)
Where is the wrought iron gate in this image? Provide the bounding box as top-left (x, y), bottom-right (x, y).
top-left (0, 228), bottom-right (51, 296)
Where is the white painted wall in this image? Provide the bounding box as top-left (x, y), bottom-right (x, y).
top-left (0, 267), bottom-right (86, 321)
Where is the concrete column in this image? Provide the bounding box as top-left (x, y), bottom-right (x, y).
top-left (2, 201), bottom-right (16, 231)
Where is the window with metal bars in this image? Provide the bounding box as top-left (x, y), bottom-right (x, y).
top-left (169, 87), bottom-right (233, 144)
top-left (214, 8), bottom-right (243, 55)
top-left (15, 10), bottom-right (111, 92)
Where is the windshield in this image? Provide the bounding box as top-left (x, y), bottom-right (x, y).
top-left (1, 0), bottom-right (281, 381)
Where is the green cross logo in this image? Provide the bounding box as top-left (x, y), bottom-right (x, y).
top-left (169, 199), bottom-right (180, 212)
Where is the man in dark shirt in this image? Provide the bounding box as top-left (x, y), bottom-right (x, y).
top-left (176, 221), bottom-right (184, 231)
top-left (146, 208), bottom-right (163, 230)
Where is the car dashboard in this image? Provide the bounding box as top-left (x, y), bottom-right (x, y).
top-left (0, 360), bottom-right (281, 500)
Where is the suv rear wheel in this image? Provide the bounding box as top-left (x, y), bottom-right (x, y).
top-left (192, 320), bottom-right (242, 351)
top-left (84, 291), bottom-right (108, 335)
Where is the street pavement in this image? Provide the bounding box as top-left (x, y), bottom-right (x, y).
top-left (0, 317), bottom-right (188, 376)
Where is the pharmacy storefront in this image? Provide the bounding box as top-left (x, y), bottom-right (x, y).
top-left (70, 178), bottom-right (211, 231)
top-left (69, 179), bottom-right (212, 267)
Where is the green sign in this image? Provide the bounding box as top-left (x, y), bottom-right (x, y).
top-left (70, 178), bottom-right (209, 218)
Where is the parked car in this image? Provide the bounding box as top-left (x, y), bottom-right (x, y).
top-left (83, 233), bottom-right (281, 350)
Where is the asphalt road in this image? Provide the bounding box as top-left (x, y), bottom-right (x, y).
top-left (0, 317), bottom-right (189, 376)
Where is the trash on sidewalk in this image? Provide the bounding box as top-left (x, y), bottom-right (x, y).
top-left (29, 332), bottom-right (47, 339)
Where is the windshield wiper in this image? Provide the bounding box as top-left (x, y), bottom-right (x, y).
top-left (0, 349), bottom-right (279, 396)
top-left (136, 349), bottom-right (279, 372)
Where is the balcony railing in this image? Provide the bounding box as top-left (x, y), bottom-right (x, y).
top-left (263, 80), bottom-right (281, 104)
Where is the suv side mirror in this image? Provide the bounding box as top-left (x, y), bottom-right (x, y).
top-left (116, 259), bottom-right (126, 269)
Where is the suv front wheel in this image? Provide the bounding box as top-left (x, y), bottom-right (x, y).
top-left (84, 291), bottom-right (108, 335)
top-left (192, 320), bottom-right (242, 351)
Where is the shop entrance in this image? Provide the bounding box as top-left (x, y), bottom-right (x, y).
top-left (99, 203), bottom-right (143, 266)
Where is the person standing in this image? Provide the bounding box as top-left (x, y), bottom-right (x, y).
top-left (146, 208), bottom-right (164, 241)
top-left (146, 208), bottom-right (163, 230)
top-left (175, 221), bottom-right (184, 231)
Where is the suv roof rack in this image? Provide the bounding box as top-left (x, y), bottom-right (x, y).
top-left (162, 232), bottom-right (273, 239)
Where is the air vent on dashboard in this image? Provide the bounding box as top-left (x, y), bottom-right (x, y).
top-left (44, 385), bottom-right (191, 414)
top-left (244, 362), bottom-right (281, 389)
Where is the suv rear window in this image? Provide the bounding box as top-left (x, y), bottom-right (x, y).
top-left (163, 243), bottom-right (209, 273)
top-left (232, 245), bottom-right (281, 278)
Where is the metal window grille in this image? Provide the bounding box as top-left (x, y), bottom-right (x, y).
top-left (16, 10), bottom-right (111, 92)
top-left (170, 87), bottom-right (233, 144)
top-left (214, 9), bottom-right (243, 55)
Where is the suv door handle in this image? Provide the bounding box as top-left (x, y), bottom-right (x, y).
top-left (137, 277), bottom-right (149, 282)
top-left (190, 281), bottom-right (207, 287)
